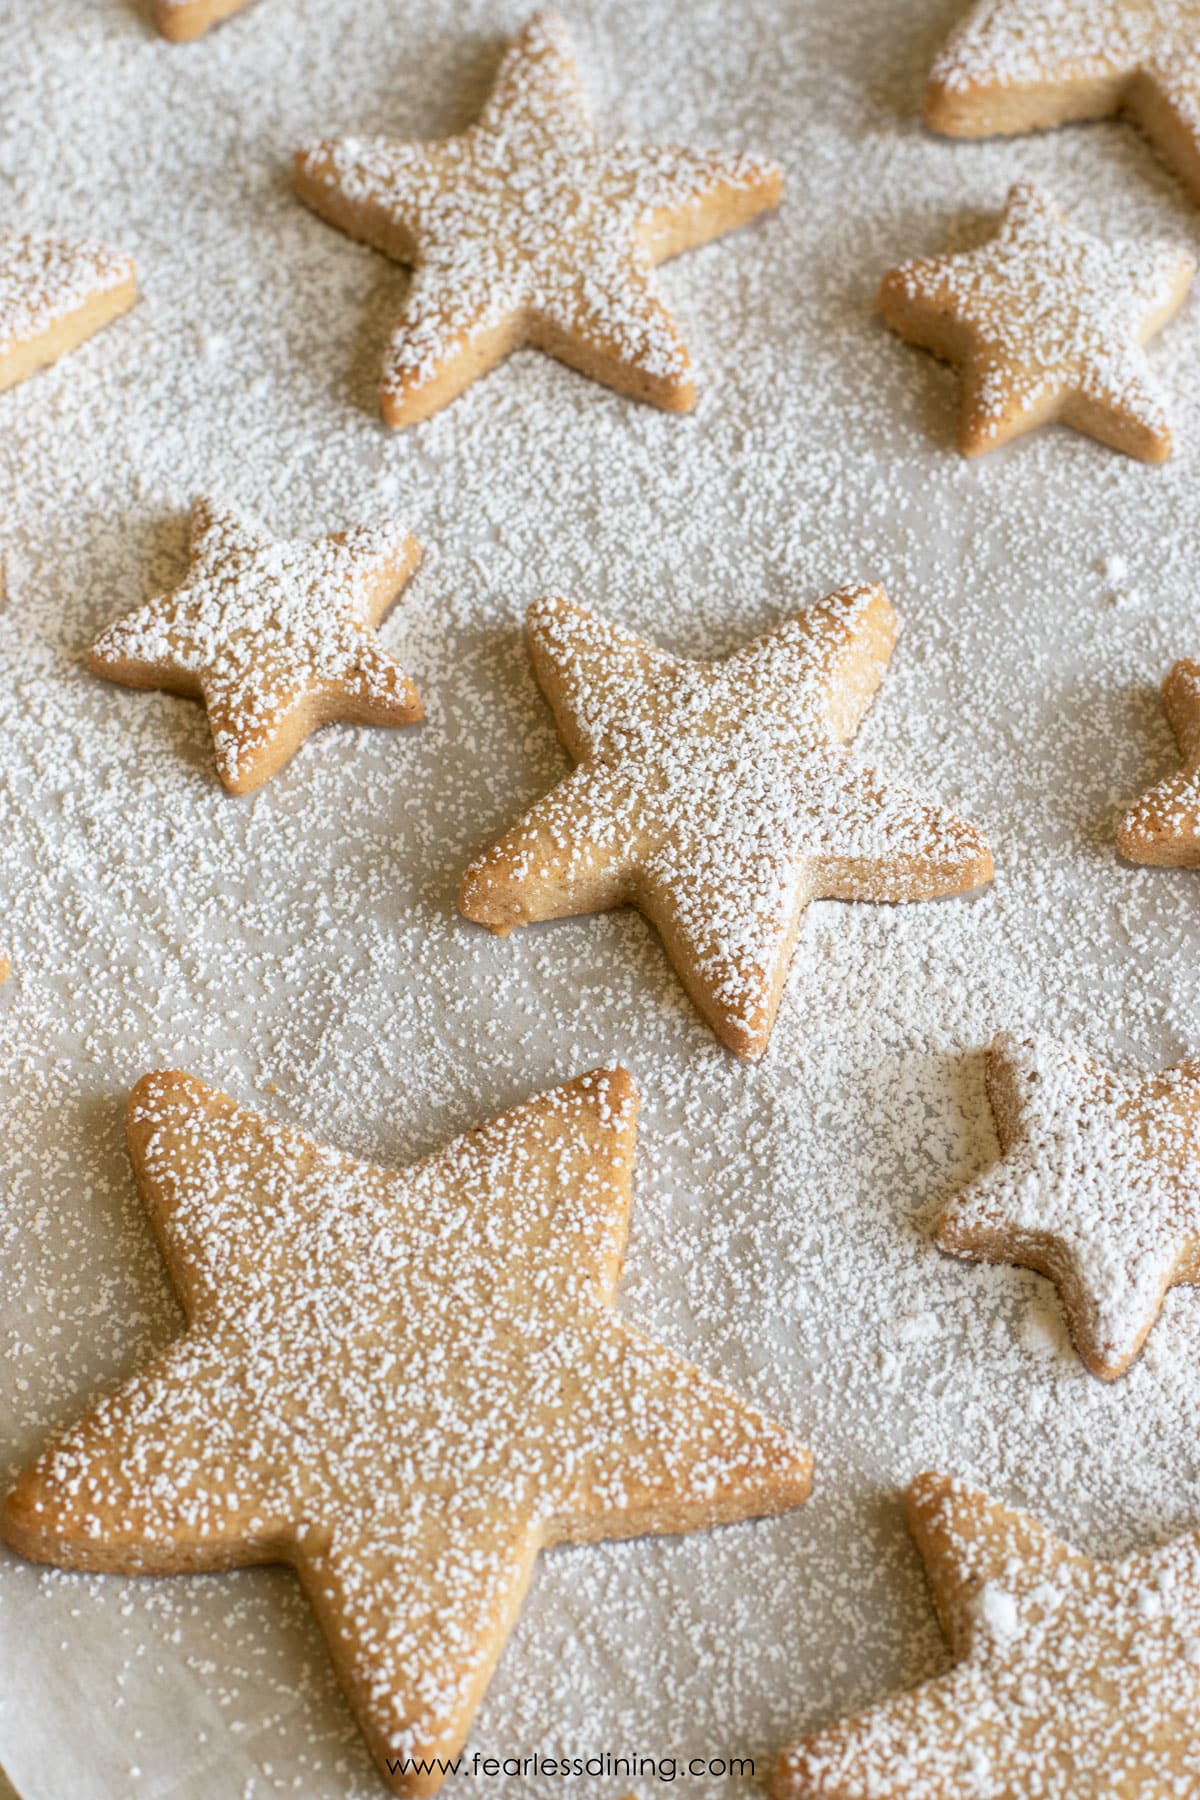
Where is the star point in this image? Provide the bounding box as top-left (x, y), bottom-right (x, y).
top-left (459, 585), bottom-right (992, 1060)
top-left (293, 10), bottom-right (781, 426)
top-left (2, 1065), bottom-right (811, 1794)
top-left (879, 178), bottom-right (1194, 460)
top-left (934, 1031), bottom-right (1200, 1379)
top-left (1120, 658), bottom-right (1200, 865)
top-left (926, 0), bottom-right (1200, 202)
top-left (0, 230), bottom-right (135, 395)
top-left (87, 497), bottom-right (424, 794)
top-left (774, 1470), bottom-right (1200, 1799)
top-left (153, 0), bottom-right (257, 41)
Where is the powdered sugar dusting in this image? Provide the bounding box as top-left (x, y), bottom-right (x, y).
top-left (1120, 657), bottom-right (1200, 857)
top-left (881, 178), bottom-right (1193, 455)
top-left (935, 1032), bottom-right (1200, 1377)
top-left (778, 1471), bottom-right (1200, 1797)
top-left (6, 0), bottom-right (1200, 1795)
top-left (926, 1), bottom-right (1200, 203)
top-left (7, 1067), bottom-right (807, 1775)
top-left (88, 501), bottom-right (422, 791)
top-left (460, 588), bottom-right (991, 1058)
top-left (0, 232), bottom-right (132, 361)
top-left (294, 10), bottom-right (781, 417)
top-left (930, 0), bottom-right (1200, 96)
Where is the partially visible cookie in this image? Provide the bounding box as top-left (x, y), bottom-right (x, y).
top-left (934, 1030), bottom-right (1200, 1379)
top-left (87, 498), bottom-right (424, 794)
top-left (294, 10), bottom-right (781, 426)
top-left (2, 1066), bottom-right (812, 1796)
top-left (0, 232), bottom-right (135, 396)
top-left (154, 0), bottom-right (257, 40)
top-left (878, 178), bottom-right (1194, 460)
top-left (926, 0), bottom-right (1200, 202)
top-left (1119, 659), bottom-right (1200, 864)
top-left (0, 567), bottom-right (5, 977)
top-left (459, 586), bottom-right (992, 1060)
top-left (774, 1470), bottom-right (1200, 1797)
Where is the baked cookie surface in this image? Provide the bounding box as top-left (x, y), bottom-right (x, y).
top-left (154, 0), bottom-right (258, 40)
top-left (87, 499), bottom-right (424, 793)
top-left (1119, 659), bottom-right (1200, 863)
top-left (935, 1031), bottom-right (1200, 1379)
top-left (2, 1067), bottom-right (811, 1796)
top-left (879, 178), bottom-right (1194, 460)
top-left (0, 231), bottom-right (135, 395)
top-left (927, 0), bottom-right (1200, 200)
top-left (10, 0), bottom-right (1200, 1788)
top-left (294, 9), bottom-right (781, 425)
top-left (460, 586), bottom-right (992, 1059)
top-left (775, 1470), bottom-right (1200, 1797)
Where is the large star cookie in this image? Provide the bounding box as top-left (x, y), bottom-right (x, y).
top-left (774, 1470), bottom-right (1200, 1798)
top-left (878, 178), bottom-right (1194, 460)
top-left (293, 10), bottom-right (781, 426)
top-left (0, 231), bottom-right (135, 396)
top-left (926, 0), bottom-right (1200, 202)
top-left (154, 0), bottom-right (257, 39)
top-left (88, 498), bottom-right (424, 794)
top-left (458, 586), bottom-right (993, 1060)
top-left (1119, 659), bottom-right (1200, 864)
top-left (2, 1067), bottom-right (811, 1796)
top-left (934, 1031), bottom-right (1200, 1379)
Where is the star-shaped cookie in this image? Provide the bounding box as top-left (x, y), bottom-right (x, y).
top-left (774, 1470), bottom-right (1200, 1798)
top-left (458, 586), bottom-right (993, 1060)
top-left (1119, 659), bottom-right (1200, 864)
top-left (0, 231), bottom-right (135, 395)
top-left (934, 1031), bottom-right (1200, 1379)
top-left (293, 10), bottom-right (781, 426)
top-left (87, 498), bottom-right (424, 794)
top-left (2, 1067), bottom-right (811, 1796)
top-left (878, 178), bottom-right (1194, 460)
top-left (926, 0), bottom-right (1200, 202)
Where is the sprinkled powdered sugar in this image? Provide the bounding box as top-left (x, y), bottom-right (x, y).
top-left (3, 1067), bottom-right (807, 1781)
top-left (931, 0), bottom-right (1200, 93)
top-left (1119, 656), bottom-right (1200, 858)
top-left (294, 10), bottom-right (781, 421)
top-left (0, 232), bottom-right (132, 361)
top-left (87, 500), bottom-right (423, 792)
top-left (460, 587), bottom-right (991, 1058)
top-left (7, 0), bottom-right (1200, 1796)
top-left (934, 1031), bottom-right (1200, 1378)
top-left (880, 177), bottom-right (1194, 456)
top-left (926, 2), bottom-right (1200, 200)
top-left (776, 1470), bottom-right (1200, 1796)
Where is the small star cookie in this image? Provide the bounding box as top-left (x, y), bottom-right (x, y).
top-left (293, 10), bottom-right (782, 426)
top-left (934, 1031), bottom-right (1200, 1380)
top-left (154, 0), bottom-right (257, 40)
top-left (458, 586), bottom-right (993, 1061)
top-left (87, 498), bottom-right (424, 794)
top-left (2, 1066), bottom-right (812, 1797)
top-left (774, 1470), bottom-right (1200, 1798)
top-left (878, 178), bottom-right (1194, 460)
top-left (1119, 659), bottom-right (1200, 864)
top-left (926, 0), bottom-right (1200, 203)
top-left (0, 231), bottom-right (135, 396)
